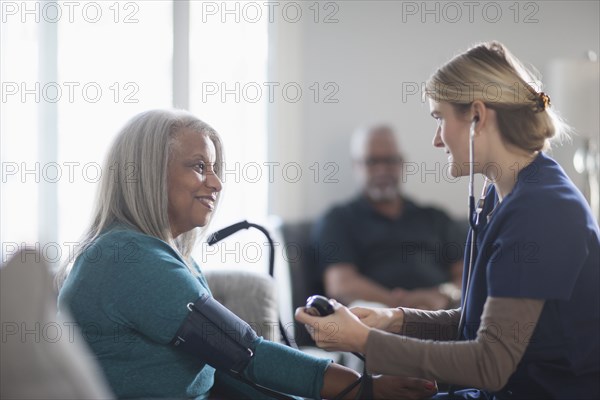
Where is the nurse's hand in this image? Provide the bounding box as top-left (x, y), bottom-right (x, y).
top-left (295, 300), bottom-right (370, 353)
top-left (350, 306), bottom-right (405, 333)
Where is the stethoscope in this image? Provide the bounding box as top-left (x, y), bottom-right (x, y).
top-left (447, 118), bottom-right (492, 396)
top-left (455, 118), bottom-right (491, 342)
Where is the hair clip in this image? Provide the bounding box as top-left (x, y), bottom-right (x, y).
top-left (537, 92), bottom-right (551, 112)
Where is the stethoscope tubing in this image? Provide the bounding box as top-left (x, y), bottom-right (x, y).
top-left (456, 121), bottom-right (491, 341)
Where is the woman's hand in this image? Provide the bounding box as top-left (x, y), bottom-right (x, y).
top-left (373, 375), bottom-right (438, 400)
top-left (350, 306), bottom-right (405, 333)
top-left (320, 364), bottom-right (437, 400)
top-left (294, 300), bottom-right (370, 353)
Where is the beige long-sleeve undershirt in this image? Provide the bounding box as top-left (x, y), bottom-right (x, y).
top-left (365, 297), bottom-right (545, 392)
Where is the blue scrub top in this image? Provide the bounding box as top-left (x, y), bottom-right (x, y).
top-left (461, 153), bottom-right (599, 399)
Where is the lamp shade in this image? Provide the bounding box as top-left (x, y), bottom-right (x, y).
top-left (547, 59), bottom-right (599, 140)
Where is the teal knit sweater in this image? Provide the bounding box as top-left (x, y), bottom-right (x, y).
top-left (58, 225), bottom-right (330, 399)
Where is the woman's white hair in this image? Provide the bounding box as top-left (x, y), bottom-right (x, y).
top-left (55, 109), bottom-right (224, 287)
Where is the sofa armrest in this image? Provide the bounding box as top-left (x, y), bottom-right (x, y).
top-left (204, 270), bottom-right (281, 343)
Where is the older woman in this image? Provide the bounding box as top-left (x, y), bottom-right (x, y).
top-left (56, 109), bottom-right (437, 399)
top-left (296, 41), bottom-right (600, 400)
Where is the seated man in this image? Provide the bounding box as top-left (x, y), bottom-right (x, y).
top-left (313, 125), bottom-right (465, 310)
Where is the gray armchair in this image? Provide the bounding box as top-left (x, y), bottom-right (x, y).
top-left (0, 250), bottom-right (114, 399)
top-left (205, 269), bottom-right (280, 342)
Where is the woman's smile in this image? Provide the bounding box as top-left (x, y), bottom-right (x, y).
top-left (196, 195), bottom-right (215, 210)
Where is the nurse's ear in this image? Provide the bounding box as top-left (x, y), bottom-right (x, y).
top-left (471, 116), bottom-right (479, 130)
top-left (470, 100), bottom-right (488, 135)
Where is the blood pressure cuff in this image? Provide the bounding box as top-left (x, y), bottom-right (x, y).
top-left (171, 294), bottom-right (258, 374)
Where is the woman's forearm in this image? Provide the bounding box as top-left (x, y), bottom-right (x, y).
top-left (243, 338), bottom-right (331, 399)
top-left (320, 364), bottom-right (362, 399)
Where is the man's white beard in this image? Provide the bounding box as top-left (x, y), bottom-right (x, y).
top-left (367, 185), bottom-right (399, 202)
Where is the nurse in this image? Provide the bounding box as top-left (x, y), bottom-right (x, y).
top-left (296, 41), bottom-right (600, 399)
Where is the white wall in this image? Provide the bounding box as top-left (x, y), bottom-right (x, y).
top-left (268, 0), bottom-right (599, 221)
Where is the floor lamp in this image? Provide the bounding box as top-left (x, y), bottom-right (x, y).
top-left (548, 53), bottom-right (600, 222)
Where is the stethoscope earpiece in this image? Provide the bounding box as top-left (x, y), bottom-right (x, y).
top-left (470, 117), bottom-right (478, 135)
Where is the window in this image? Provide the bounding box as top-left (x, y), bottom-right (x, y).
top-left (1, 1), bottom-right (269, 273)
top-left (189, 1), bottom-right (269, 272)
